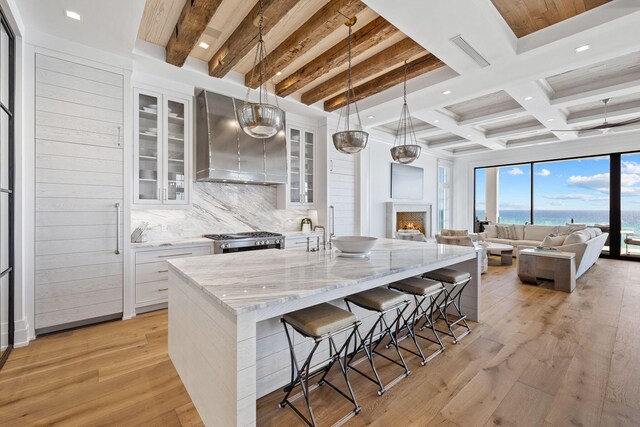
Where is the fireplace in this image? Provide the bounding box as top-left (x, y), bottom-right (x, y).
top-left (386, 203), bottom-right (432, 238)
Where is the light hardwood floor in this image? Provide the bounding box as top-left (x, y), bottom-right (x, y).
top-left (1, 258), bottom-right (639, 426)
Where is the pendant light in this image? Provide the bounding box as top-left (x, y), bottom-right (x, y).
top-left (390, 61), bottom-right (421, 164)
top-left (332, 16), bottom-right (369, 154)
top-left (236, 0), bottom-right (284, 139)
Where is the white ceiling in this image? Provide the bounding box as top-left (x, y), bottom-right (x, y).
top-left (16, 0), bottom-right (145, 56)
top-left (13, 0), bottom-right (640, 157)
top-left (362, 0), bottom-right (640, 156)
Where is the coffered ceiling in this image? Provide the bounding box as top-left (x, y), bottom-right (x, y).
top-left (134, 0), bottom-right (640, 157)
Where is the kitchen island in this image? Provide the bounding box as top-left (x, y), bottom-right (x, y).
top-left (167, 238), bottom-right (480, 426)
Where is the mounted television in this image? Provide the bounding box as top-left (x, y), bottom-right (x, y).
top-left (391, 163), bottom-right (423, 200)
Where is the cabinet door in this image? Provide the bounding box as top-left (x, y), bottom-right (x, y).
top-left (135, 89), bottom-right (162, 204)
top-left (303, 130), bottom-right (314, 204)
top-left (289, 126), bottom-right (302, 204)
top-left (163, 96), bottom-right (189, 204)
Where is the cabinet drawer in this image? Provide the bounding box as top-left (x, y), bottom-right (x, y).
top-left (136, 245), bottom-right (211, 264)
top-left (136, 261), bottom-right (168, 284)
top-left (136, 280), bottom-right (168, 304)
top-left (285, 235), bottom-right (323, 250)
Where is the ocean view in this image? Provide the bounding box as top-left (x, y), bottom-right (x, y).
top-left (475, 210), bottom-right (640, 234)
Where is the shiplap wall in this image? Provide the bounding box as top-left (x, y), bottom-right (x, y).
top-left (329, 143), bottom-right (358, 236)
top-left (35, 54), bottom-right (124, 332)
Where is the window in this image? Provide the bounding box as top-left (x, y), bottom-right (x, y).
top-left (475, 164), bottom-right (531, 224)
top-left (621, 153), bottom-right (640, 257)
top-left (438, 161), bottom-right (452, 231)
top-left (0, 4), bottom-right (14, 369)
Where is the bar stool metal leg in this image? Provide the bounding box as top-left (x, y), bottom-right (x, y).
top-left (389, 277), bottom-right (447, 365)
top-left (344, 288), bottom-right (411, 396)
top-left (279, 303), bottom-right (361, 426)
top-left (424, 269), bottom-right (473, 344)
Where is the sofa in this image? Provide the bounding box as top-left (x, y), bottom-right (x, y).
top-left (435, 230), bottom-right (488, 274)
top-left (517, 227), bottom-right (609, 279)
top-left (481, 223), bottom-right (589, 256)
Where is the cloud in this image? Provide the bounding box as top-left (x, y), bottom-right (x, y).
top-left (567, 173), bottom-right (610, 193)
top-left (548, 200), bottom-right (564, 206)
top-left (506, 167), bottom-right (524, 176)
top-left (536, 168), bottom-right (551, 177)
top-left (622, 161), bottom-right (640, 174)
top-left (621, 173), bottom-right (640, 187)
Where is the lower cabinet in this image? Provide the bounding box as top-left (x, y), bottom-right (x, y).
top-left (132, 244), bottom-right (212, 312)
top-left (284, 233), bottom-right (325, 250)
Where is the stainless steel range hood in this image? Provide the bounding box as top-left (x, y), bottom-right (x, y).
top-left (196, 90), bottom-right (287, 185)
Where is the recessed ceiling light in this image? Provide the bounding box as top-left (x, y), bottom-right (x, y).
top-left (198, 41), bottom-right (210, 49)
top-left (65, 10), bottom-right (81, 20)
top-left (466, 134), bottom-right (472, 137)
top-left (524, 96), bottom-right (533, 101)
top-left (276, 71), bottom-right (283, 76)
top-left (575, 44), bottom-right (590, 53)
top-left (367, 115), bottom-right (375, 119)
top-left (547, 118), bottom-right (555, 122)
top-left (442, 90), bottom-right (452, 95)
top-left (433, 119), bottom-right (440, 123)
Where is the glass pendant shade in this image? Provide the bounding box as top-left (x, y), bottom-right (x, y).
top-left (237, 0), bottom-right (284, 139)
top-left (333, 130), bottom-right (369, 154)
top-left (236, 103), bottom-right (284, 139)
top-left (390, 144), bottom-right (421, 164)
top-left (331, 17), bottom-right (368, 154)
top-left (390, 61), bottom-right (421, 164)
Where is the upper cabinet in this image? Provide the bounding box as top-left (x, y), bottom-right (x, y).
top-left (134, 88), bottom-right (191, 206)
top-left (279, 123), bottom-right (316, 209)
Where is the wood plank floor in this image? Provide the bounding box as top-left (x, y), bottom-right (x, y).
top-left (1, 258), bottom-right (639, 426)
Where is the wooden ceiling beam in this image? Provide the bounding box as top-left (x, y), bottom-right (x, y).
top-left (275, 16), bottom-right (398, 98)
top-left (166, 0), bottom-right (224, 67)
top-left (245, 0), bottom-right (367, 89)
top-left (301, 37), bottom-right (424, 105)
top-left (208, 0), bottom-right (301, 78)
top-left (323, 53), bottom-right (445, 112)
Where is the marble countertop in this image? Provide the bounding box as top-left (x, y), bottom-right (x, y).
top-left (167, 238), bottom-right (477, 316)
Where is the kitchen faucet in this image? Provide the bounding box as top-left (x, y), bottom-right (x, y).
top-left (329, 205), bottom-right (335, 250)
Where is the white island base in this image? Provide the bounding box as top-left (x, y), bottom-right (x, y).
top-left (167, 239), bottom-right (480, 426)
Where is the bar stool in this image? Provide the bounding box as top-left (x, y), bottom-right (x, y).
top-left (423, 268), bottom-right (472, 344)
top-left (280, 303), bottom-right (361, 426)
top-left (345, 287), bottom-right (411, 395)
top-left (388, 277), bottom-right (447, 365)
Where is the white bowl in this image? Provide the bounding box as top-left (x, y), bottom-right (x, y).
top-left (332, 236), bottom-right (377, 254)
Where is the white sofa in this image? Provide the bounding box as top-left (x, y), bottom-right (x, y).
top-left (482, 224), bottom-right (588, 256)
top-left (517, 228), bottom-right (609, 279)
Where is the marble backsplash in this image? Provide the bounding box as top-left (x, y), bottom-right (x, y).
top-left (131, 182), bottom-right (311, 241)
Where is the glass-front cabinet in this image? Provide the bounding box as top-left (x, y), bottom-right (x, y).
top-left (134, 88), bottom-right (190, 206)
top-left (280, 123), bottom-right (315, 208)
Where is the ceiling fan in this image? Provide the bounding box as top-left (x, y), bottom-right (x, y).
top-left (550, 98), bottom-right (640, 134)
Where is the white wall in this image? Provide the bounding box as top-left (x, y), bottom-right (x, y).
top-left (362, 129), bottom-right (450, 238)
top-left (452, 132), bottom-right (640, 231)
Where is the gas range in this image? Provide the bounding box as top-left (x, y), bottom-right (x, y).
top-left (204, 231), bottom-right (285, 254)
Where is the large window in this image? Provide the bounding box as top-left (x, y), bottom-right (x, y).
top-left (533, 157), bottom-right (610, 226)
top-left (474, 164), bottom-right (531, 224)
top-left (473, 152), bottom-right (640, 260)
top-left (0, 5), bottom-right (14, 369)
top-left (438, 161), bottom-right (452, 231)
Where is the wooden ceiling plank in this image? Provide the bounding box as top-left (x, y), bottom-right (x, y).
top-left (166, 0), bottom-right (224, 67)
top-left (208, 0), bottom-right (302, 78)
top-left (244, 0), bottom-right (367, 89)
top-left (323, 53), bottom-right (445, 112)
top-left (300, 37), bottom-right (424, 105)
top-left (275, 16), bottom-right (398, 98)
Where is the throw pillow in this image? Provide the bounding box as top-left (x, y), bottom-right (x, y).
top-left (541, 235), bottom-right (566, 247)
top-left (563, 230), bottom-right (589, 245)
top-left (496, 224), bottom-right (517, 240)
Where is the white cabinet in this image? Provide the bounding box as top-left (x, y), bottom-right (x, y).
top-left (134, 88), bottom-right (191, 206)
top-left (279, 124), bottom-right (316, 208)
top-left (133, 244), bottom-right (212, 312)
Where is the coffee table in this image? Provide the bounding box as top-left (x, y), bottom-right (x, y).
top-left (484, 242), bottom-right (513, 266)
top-left (517, 248), bottom-right (576, 293)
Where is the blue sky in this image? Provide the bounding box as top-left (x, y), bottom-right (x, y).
top-left (475, 153), bottom-right (640, 212)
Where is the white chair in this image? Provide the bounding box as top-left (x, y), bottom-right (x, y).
top-left (435, 232), bottom-right (488, 274)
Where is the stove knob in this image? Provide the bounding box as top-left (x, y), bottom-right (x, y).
top-left (220, 243), bottom-right (227, 249)
top-left (262, 240), bottom-right (267, 245)
top-left (265, 240), bottom-right (271, 245)
top-left (256, 240), bottom-right (262, 245)
top-left (275, 239), bottom-right (280, 244)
